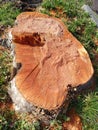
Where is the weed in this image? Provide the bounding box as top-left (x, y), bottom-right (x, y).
top-left (0, 49), bottom-right (11, 102)
top-left (42, 0), bottom-right (65, 10)
top-left (0, 110), bottom-right (41, 130)
top-left (82, 93), bottom-right (98, 130)
top-left (0, 2), bottom-right (21, 26)
top-left (41, 8), bottom-right (51, 16)
top-left (71, 92), bottom-right (98, 130)
top-left (50, 120), bottom-right (62, 130)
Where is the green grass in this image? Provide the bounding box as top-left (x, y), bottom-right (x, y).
top-left (0, 110), bottom-right (41, 130)
top-left (70, 92), bottom-right (98, 130)
top-left (0, 50), bottom-right (11, 102)
top-left (81, 93), bottom-right (98, 130)
top-left (0, 2), bottom-right (21, 26)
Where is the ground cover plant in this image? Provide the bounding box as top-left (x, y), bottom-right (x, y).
top-left (0, 48), bottom-right (11, 102)
top-left (0, 0), bottom-right (98, 130)
top-left (0, 2), bottom-right (20, 26)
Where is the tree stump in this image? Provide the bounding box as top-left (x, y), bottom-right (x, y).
top-left (8, 12), bottom-right (94, 122)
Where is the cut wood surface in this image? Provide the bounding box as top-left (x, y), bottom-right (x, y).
top-left (11, 12), bottom-right (94, 110)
